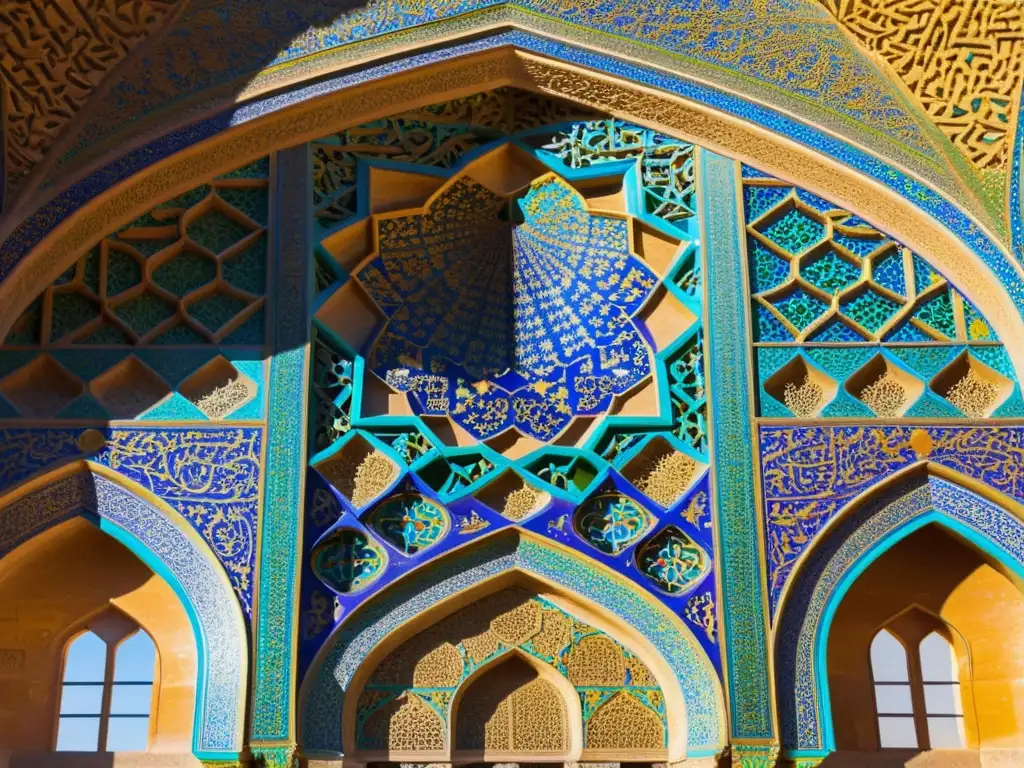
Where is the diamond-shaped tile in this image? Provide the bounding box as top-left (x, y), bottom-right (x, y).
top-left (768, 286), bottom-right (829, 332)
top-left (840, 286), bottom-right (903, 336)
top-left (762, 354), bottom-right (838, 418)
top-left (153, 247), bottom-right (217, 297)
top-left (0, 355), bottom-right (83, 417)
top-left (846, 354), bottom-right (924, 418)
top-left (472, 469), bottom-right (551, 521)
top-left (801, 249), bottom-right (861, 295)
top-left (89, 356), bottom-right (171, 419)
top-left (315, 434), bottom-right (400, 509)
top-left (113, 290), bottom-right (177, 337)
top-left (621, 436), bottom-right (705, 508)
top-left (757, 203), bottom-right (826, 255)
top-left (186, 289), bottom-right (251, 335)
top-left (178, 356), bottom-right (257, 420)
top-left (931, 351), bottom-right (1013, 418)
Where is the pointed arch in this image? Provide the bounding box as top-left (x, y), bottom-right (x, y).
top-left (775, 471), bottom-right (1024, 757)
top-left (299, 530), bottom-right (725, 761)
top-left (0, 461), bottom-right (247, 760)
top-left (5, 40), bottom-right (1024, 381)
top-left (448, 647), bottom-right (583, 761)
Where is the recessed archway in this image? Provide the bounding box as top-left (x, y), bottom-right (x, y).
top-left (775, 472), bottom-right (1024, 762)
top-left (0, 518), bottom-right (197, 756)
top-left (299, 530), bottom-right (725, 762)
top-left (0, 462), bottom-right (248, 760)
top-left (4, 44), bottom-right (1022, 382)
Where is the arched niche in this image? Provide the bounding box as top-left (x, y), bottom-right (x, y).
top-left (0, 518), bottom-right (197, 755)
top-left (299, 530), bottom-right (725, 762)
top-left (0, 461), bottom-right (248, 760)
top-left (5, 44), bottom-right (1023, 381)
top-left (451, 650), bottom-right (581, 762)
top-left (775, 470), bottom-right (1024, 761)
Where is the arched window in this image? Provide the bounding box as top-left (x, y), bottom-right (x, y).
top-left (56, 626), bottom-right (156, 751)
top-left (869, 626), bottom-right (968, 750)
top-left (870, 629), bottom-right (917, 748)
top-left (919, 632), bottom-right (965, 748)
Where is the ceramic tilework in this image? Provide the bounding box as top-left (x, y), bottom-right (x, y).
top-left (775, 476), bottom-right (1024, 751)
top-left (701, 151), bottom-right (773, 740)
top-left (0, 471), bottom-right (245, 754)
top-left (360, 176), bottom-right (656, 441)
top-left (65, 0), bottom-right (936, 162)
top-left (354, 591), bottom-right (668, 749)
top-left (761, 424), bottom-right (1024, 618)
top-left (299, 97), bottom-right (722, 731)
top-left (251, 145), bottom-right (311, 744)
top-left (1013, 94), bottom-right (1024, 266)
top-left (4, 30), bottom-right (1016, 335)
top-left (300, 533), bottom-right (724, 755)
top-left (740, 169), bottom-right (1022, 419)
top-left (0, 426), bottom-right (261, 614)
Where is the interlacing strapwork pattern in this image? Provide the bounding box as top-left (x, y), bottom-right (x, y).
top-left (300, 88), bottom-right (719, 692)
top-left (310, 87), bottom-right (600, 230)
top-left (744, 167), bottom-right (1022, 419)
top-left (821, 0), bottom-right (1024, 170)
top-left (0, 0), bottom-right (180, 196)
top-left (355, 588), bottom-right (666, 755)
top-left (0, 159), bottom-right (269, 421)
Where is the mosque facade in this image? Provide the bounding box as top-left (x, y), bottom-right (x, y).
top-left (1, 1), bottom-right (1024, 767)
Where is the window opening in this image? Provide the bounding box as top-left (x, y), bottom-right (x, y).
top-left (919, 632), bottom-right (965, 749)
top-left (870, 629), bottom-right (917, 748)
top-left (56, 625), bottom-right (155, 752)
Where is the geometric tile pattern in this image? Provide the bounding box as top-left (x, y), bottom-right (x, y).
top-left (299, 91), bottom-right (721, 727)
top-left (743, 166), bottom-right (1023, 419)
top-left (0, 158), bottom-right (269, 421)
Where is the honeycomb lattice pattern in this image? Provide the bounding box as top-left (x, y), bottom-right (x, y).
top-left (744, 177), bottom-right (997, 344)
top-left (743, 169), bottom-right (1020, 420)
top-left (622, 438), bottom-right (698, 508)
top-left (4, 159), bottom-right (269, 347)
top-left (944, 368), bottom-right (1001, 418)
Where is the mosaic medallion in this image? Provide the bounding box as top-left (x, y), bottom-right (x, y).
top-left (358, 175), bottom-right (657, 442)
top-left (311, 528), bottom-right (387, 594)
top-left (637, 526), bottom-right (708, 594)
top-left (368, 493), bottom-right (450, 555)
top-left (573, 494), bottom-right (654, 555)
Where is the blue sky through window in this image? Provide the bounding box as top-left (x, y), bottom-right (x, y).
top-left (56, 629), bottom-right (154, 752)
